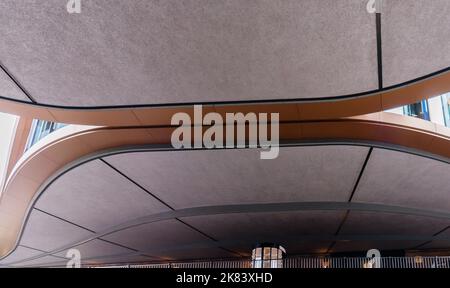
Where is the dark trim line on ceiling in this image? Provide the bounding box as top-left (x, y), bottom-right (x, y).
top-left (326, 210), bottom-right (351, 254)
top-left (18, 244), bottom-right (49, 254)
top-left (97, 238), bottom-right (140, 253)
top-left (376, 12), bottom-right (383, 89)
top-left (0, 61), bottom-right (37, 103)
top-left (1, 65), bottom-right (450, 110)
top-left (53, 136), bottom-right (450, 165)
top-left (176, 218), bottom-right (244, 257)
top-left (327, 146), bottom-right (373, 254)
top-left (17, 244), bottom-right (68, 261)
top-left (335, 211), bottom-right (350, 237)
top-left (175, 219), bottom-right (217, 242)
top-left (433, 226), bottom-right (450, 237)
top-left (32, 206), bottom-right (156, 257)
top-left (99, 158), bottom-right (175, 210)
top-left (348, 147), bottom-right (373, 202)
top-left (409, 241), bottom-right (432, 250)
top-left (410, 225), bottom-right (450, 250)
top-left (32, 207), bottom-right (96, 233)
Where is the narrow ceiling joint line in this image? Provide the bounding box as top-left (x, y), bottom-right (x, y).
top-left (0, 61), bottom-right (37, 103)
top-left (99, 158), bottom-right (175, 210)
top-left (325, 241), bottom-right (336, 254)
top-left (97, 238), bottom-right (140, 252)
top-left (18, 244), bottom-right (49, 254)
top-left (409, 241), bottom-right (432, 250)
top-left (433, 225), bottom-right (450, 236)
top-left (139, 253), bottom-right (167, 261)
top-left (327, 209), bottom-right (352, 254)
top-left (33, 207), bottom-right (96, 233)
top-left (376, 12), bottom-right (383, 89)
top-left (176, 218), bottom-right (218, 242)
top-left (348, 147), bottom-right (373, 202)
top-left (334, 210), bottom-right (350, 236)
top-left (218, 247), bottom-right (245, 257)
top-left (18, 245), bottom-right (67, 261)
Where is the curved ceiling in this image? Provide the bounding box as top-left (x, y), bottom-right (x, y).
top-left (0, 112), bottom-right (449, 259)
top-left (1, 145), bottom-right (450, 267)
top-left (0, 0), bottom-right (449, 111)
top-left (0, 0), bottom-right (449, 268)
top-left (0, 112), bottom-right (449, 267)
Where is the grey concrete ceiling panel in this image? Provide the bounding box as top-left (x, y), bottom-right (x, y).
top-left (35, 160), bottom-right (170, 231)
top-left (181, 211), bottom-right (345, 241)
top-left (383, 0), bottom-right (450, 86)
top-left (0, 0), bottom-right (377, 106)
top-left (353, 149), bottom-right (450, 212)
top-left (339, 211), bottom-right (450, 236)
top-left (105, 146), bottom-right (369, 209)
top-left (20, 210), bottom-right (93, 252)
top-left (102, 219), bottom-right (213, 254)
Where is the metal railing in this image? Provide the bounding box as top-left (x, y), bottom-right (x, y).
top-left (93, 256), bottom-right (450, 269)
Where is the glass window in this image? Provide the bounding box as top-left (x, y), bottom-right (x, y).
top-left (441, 94), bottom-right (450, 127)
top-left (403, 100), bottom-right (430, 120)
top-left (25, 120), bottom-right (66, 151)
top-left (251, 245), bottom-right (285, 268)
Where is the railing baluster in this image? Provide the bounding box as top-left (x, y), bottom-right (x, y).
top-left (88, 256), bottom-right (450, 268)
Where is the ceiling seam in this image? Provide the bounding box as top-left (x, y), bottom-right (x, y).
top-left (326, 146), bottom-right (374, 254)
top-left (99, 158), bottom-right (230, 255)
top-left (376, 11), bottom-right (383, 89)
top-left (433, 226), bottom-right (450, 236)
top-left (18, 244), bottom-right (49, 254)
top-left (0, 61), bottom-right (37, 103)
top-left (99, 158), bottom-right (175, 210)
top-left (409, 241), bottom-right (433, 251)
top-left (96, 238), bottom-right (139, 252)
top-left (410, 225), bottom-right (450, 250)
top-left (326, 210), bottom-right (351, 254)
top-left (174, 219), bottom-right (243, 256)
top-left (348, 147), bottom-right (373, 202)
top-left (33, 207), bottom-right (96, 233)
